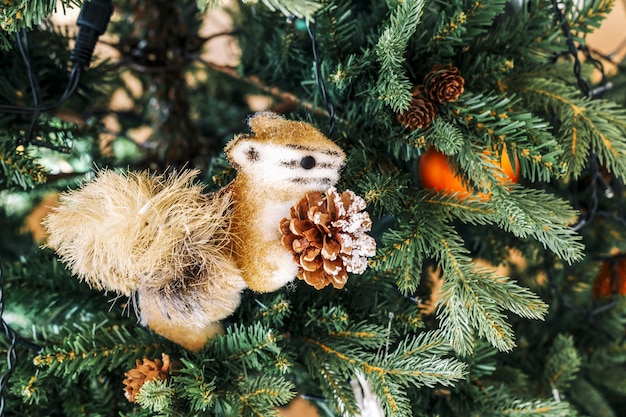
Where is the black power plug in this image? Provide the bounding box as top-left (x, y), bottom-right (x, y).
top-left (70, 0), bottom-right (114, 68)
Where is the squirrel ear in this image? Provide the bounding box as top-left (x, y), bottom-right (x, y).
top-left (247, 111), bottom-right (285, 136)
top-left (225, 112), bottom-right (284, 170)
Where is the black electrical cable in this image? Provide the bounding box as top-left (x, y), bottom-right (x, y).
top-left (306, 20), bottom-right (336, 139)
top-left (550, 0), bottom-right (613, 98)
top-left (16, 30), bottom-right (43, 146)
top-left (70, 0), bottom-right (114, 69)
top-left (0, 0), bottom-right (113, 118)
top-left (550, 0), bottom-right (590, 95)
top-left (0, 66), bottom-right (82, 116)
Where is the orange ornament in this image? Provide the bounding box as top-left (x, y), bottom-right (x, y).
top-left (419, 146), bottom-right (520, 198)
top-left (592, 257), bottom-right (626, 298)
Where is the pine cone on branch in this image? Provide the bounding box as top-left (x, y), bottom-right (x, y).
top-left (397, 86), bottom-right (438, 130)
top-left (424, 64), bottom-right (465, 103)
top-left (279, 188), bottom-right (376, 290)
top-left (123, 353), bottom-right (172, 403)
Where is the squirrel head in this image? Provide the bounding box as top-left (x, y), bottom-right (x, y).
top-left (225, 112), bottom-right (346, 194)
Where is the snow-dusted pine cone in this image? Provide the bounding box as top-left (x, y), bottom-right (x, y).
top-left (123, 353), bottom-right (171, 403)
top-left (279, 188), bottom-right (376, 290)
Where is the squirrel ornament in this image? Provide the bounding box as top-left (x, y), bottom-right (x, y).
top-left (44, 112), bottom-right (374, 351)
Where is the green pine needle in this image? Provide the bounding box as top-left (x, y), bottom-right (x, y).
top-left (135, 379), bottom-right (174, 413)
top-left (543, 334), bottom-right (581, 392)
top-left (375, 0), bottom-right (425, 113)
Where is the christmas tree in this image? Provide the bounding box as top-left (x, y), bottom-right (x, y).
top-left (2, 0), bottom-right (626, 416)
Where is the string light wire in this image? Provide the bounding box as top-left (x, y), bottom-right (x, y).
top-left (306, 20), bottom-right (336, 138)
top-left (546, 0), bottom-right (624, 327)
top-left (15, 30), bottom-right (43, 146)
top-left (550, 0), bottom-right (613, 98)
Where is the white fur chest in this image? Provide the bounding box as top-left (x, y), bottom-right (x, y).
top-left (260, 199), bottom-right (294, 243)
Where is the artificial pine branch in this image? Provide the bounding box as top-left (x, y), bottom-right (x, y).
top-left (375, 0), bottom-right (425, 113)
top-left (256, 0), bottom-right (323, 21)
top-left (0, 0), bottom-right (78, 50)
top-left (490, 187), bottom-right (583, 262)
top-left (510, 77), bottom-right (626, 180)
top-left (566, 0), bottom-right (614, 38)
top-left (33, 319), bottom-right (168, 379)
top-left (0, 142), bottom-right (47, 190)
top-left (447, 92), bottom-right (566, 181)
top-left (434, 233), bottom-right (521, 354)
top-left (478, 386), bottom-right (579, 417)
top-left (303, 330), bottom-right (466, 417)
top-left (376, 213), bottom-right (427, 294)
top-left (2, 253), bottom-right (116, 339)
top-left (568, 377), bottom-right (616, 417)
top-left (421, 0), bottom-right (508, 59)
top-left (135, 379), bottom-right (174, 414)
top-left (542, 334), bottom-right (581, 392)
top-left (173, 358), bottom-right (217, 413)
top-left (232, 375), bottom-right (296, 416)
top-left (198, 1), bottom-right (323, 23)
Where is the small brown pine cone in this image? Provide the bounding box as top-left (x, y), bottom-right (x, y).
top-left (424, 64), bottom-right (465, 103)
top-left (279, 188), bottom-right (376, 290)
top-left (397, 87), bottom-right (438, 130)
top-left (123, 353), bottom-right (171, 403)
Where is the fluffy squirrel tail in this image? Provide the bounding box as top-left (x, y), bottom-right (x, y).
top-left (43, 169), bottom-right (246, 349)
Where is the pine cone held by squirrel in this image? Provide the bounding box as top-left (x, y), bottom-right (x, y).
top-left (279, 188), bottom-right (376, 290)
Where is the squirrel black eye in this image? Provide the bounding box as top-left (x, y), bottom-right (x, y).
top-left (300, 156), bottom-right (316, 169)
